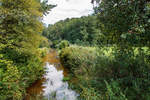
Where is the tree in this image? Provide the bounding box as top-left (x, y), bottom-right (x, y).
top-left (0, 0), bottom-right (52, 99)
top-left (42, 16), bottom-right (104, 46)
top-left (96, 0), bottom-right (150, 46)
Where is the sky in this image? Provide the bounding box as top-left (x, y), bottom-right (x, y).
top-left (43, 0), bottom-right (94, 25)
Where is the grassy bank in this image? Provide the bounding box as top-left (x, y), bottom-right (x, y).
top-left (59, 46), bottom-right (150, 100)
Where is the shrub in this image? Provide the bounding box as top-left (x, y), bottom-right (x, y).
top-left (38, 47), bottom-right (49, 57)
top-left (59, 46), bottom-right (97, 71)
top-left (58, 40), bottom-right (70, 49)
top-left (0, 43), bottom-right (45, 99)
top-left (0, 58), bottom-right (22, 100)
top-left (60, 46), bottom-right (150, 100)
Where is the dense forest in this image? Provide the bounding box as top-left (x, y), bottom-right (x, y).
top-left (0, 0), bottom-right (150, 100)
top-left (42, 16), bottom-right (103, 47)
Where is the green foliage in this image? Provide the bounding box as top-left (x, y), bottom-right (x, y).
top-left (39, 0), bottom-right (56, 15)
top-left (0, 59), bottom-right (22, 100)
top-left (39, 36), bottom-right (50, 48)
top-left (44, 1), bottom-right (150, 100)
top-left (60, 46), bottom-right (150, 100)
top-left (0, 0), bottom-right (51, 99)
top-left (80, 87), bottom-right (101, 100)
top-left (42, 16), bottom-right (104, 47)
top-left (63, 76), bottom-right (71, 82)
top-left (58, 40), bottom-right (70, 50)
top-left (97, 0), bottom-right (150, 46)
top-left (38, 47), bottom-right (49, 57)
top-left (104, 80), bottom-right (128, 100)
top-left (59, 46), bottom-right (97, 71)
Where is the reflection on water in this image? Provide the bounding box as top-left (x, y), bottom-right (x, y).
top-left (43, 63), bottom-right (78, 100)
top-left (25, 50), bottom-right (78, 100)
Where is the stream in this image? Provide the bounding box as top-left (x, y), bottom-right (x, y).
top-left (25, 50), bottom-right (78, 100)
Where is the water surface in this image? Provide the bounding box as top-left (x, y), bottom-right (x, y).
top-left (25, 50), bottom-right (78, 100)
top-left (43, 63), bottom-right (78, 100)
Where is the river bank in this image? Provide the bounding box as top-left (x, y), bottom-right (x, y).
top-left (24, 49), bottom-right (77, 100)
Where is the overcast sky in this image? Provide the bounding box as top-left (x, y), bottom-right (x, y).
top-left (43, 0), bottom-right (94, 25)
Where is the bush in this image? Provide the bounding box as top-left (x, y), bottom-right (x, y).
top-left (39, 37), bottom-right (50, 48)
top-left (58, 40), bottom-right (70, 49)
top-left (59, 45), bottom-right (97, 71)
top-left (60, 46), bottom-right (150, 100)
top-left (38, 47), bottom-right (49, 57)
top-left (0, 43), bottom-right (45, 99)
top-left (0, 56), bottom-right (22, 100)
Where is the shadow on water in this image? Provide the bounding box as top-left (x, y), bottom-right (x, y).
top-left (24, 50), bottom-right (77, 100)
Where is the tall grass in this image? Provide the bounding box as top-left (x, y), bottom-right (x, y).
top-left (59, 46), bottom-right (150, 100)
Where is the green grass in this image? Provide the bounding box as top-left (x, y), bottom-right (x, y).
top-left (59, 45), bottom-right (150, 100)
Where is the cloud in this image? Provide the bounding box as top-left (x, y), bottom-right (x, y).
top-left (43, 0), bottom-right (93, 25)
